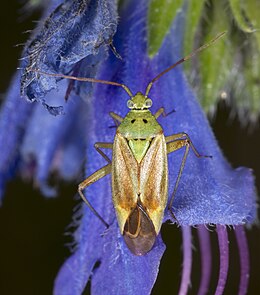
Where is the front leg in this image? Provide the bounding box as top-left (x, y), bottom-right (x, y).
top-left (166, 132), bottom-right (212, 158)
top-left (78, 164), bottom-right (112, 228)
top-left (109, 112), bottom-right (124, 126)
top-left (154, 107), bottom-right (175, 119)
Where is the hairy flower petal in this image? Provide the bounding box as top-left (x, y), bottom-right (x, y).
top-left (92, 224), bottom-right (165, 295)
top-left (0, 73), bottom-right (33, 201)
top-left (149, 12), bottom-right (256, 226)
top-left (54, 1), bottom-right (257, 294)
top-left (20, 0), bottom-right (117, 114)
top-left (0, 0), bottom-right (256, 294)
top-left (54, 207), bottom-right (104, 294)
top-left (87, 1), bottom-right (256, 226)
top-left (20, 80), bottom-right (87, 196)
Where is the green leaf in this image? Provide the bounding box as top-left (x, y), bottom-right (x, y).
top-left (230, 1), bottom-right (260, 124)
top-left (243, 1), bottom-right (260, 51)
top-left (198, 1), bottom-right (232, 115)
top-left (233, 35), bottom-right (260, 124)
top-left (229, 0), bottom-right (255, 33)
top-left (183, 0), bottom-right (205, 73)
top-left (147, 0), bottom-right (183, 57)
top-left (243, 0), bottom-right (260, 29)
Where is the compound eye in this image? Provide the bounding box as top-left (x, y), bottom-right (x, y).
top-left (144, 98), bottom-right (152, 108)
top-left (127, 100), bottom-right (135, 109)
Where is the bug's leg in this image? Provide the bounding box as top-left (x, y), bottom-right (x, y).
top-left (166, 133), bottom-right (212, 220)
top-left (95, 142), bottom-right (113, 163)
top-left (78, 164), bottom-right (112, 228)
top-left (154, 107), bottom-right (175, 119)
top-left (166, 133), bottom-right (212, 158)
top-left (109, 112), bottom-right (123, 127)
top-left (166, 139), bottom-right (190, 220)
top-left (154, 107), bottom-right (165, 118)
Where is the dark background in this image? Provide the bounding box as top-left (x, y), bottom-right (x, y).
top-left (0, 2), bottom-right (259, 294)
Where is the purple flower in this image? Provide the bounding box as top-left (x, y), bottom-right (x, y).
top-left (21, 0), bottom-right (117, 115)
top-left (0, 0), bottom-right (257, 294)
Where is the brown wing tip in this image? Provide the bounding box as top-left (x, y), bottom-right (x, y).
top-left (123, 202), bottom-right (157, 256)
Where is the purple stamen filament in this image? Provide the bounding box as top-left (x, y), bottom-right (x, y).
top-left (178, 226), bottom-right (192, 295)
top-left (197, 225), bottom-right (212, 295)
top-left (215, 225), bottom-right (229, 295)
top-left (235, 225), bottom-right (250, 295)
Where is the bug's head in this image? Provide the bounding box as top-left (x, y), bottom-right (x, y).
top-left (127, 92), bottom-right (152, 110)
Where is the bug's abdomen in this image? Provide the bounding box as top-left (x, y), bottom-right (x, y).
top-left (123, 201), bottom-right (156, 256)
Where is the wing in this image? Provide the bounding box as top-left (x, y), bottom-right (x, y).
top-left (139, 133), bottom-right (168, 234)
top-left (112, 132), bottom-right (139, 234)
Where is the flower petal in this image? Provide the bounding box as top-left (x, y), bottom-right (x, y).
top-left (54, 206), bottom-right (104, 295)
top-left (0, 73), bottom-right (33, 201)
top-left (92, 1), bottom-right (257, 226)
top-left (55, 2), bottom-right (166, 293)
top-left (20, 0), bottom-right (117, 114)
top-left (148, 9), bottom-right (257, 225)
top-left (91, 223), bottom-right (165, 295)
top-left (55, 0), bottom-right (257, 294)
top-left (20, 80), bottom-right (87, 196)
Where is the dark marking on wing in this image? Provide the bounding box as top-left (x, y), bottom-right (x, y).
top-left (123, 200), bottom-right (156, 255)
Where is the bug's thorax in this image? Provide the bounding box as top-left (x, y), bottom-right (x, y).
top-left (117, 92), bottom-right (163, 163)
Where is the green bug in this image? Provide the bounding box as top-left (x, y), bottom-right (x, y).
top-left (35, 32), bottom-right (225, 255)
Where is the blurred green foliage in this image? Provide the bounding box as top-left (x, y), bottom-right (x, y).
top-left (28, 0), bottom-right (42, 7)
top-left (147, 0), bottom-right (260, 125)
top-left (148, 0), bottom-right (183, 56)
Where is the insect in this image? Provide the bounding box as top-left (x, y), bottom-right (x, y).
top-left (35, 32), bottom-right (225, 255)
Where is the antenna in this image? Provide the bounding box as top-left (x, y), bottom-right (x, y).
top-left (31, 70), bottom-right (134, 98)
top-left (144, 31), bottom-right (227, 97)
top-left (31, 32), bottom-right (226, 100)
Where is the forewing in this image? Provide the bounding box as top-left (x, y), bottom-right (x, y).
top-left (140, 133), bottom-right (168, 234)
top-left (112, 133), bottom-right (139, 233)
